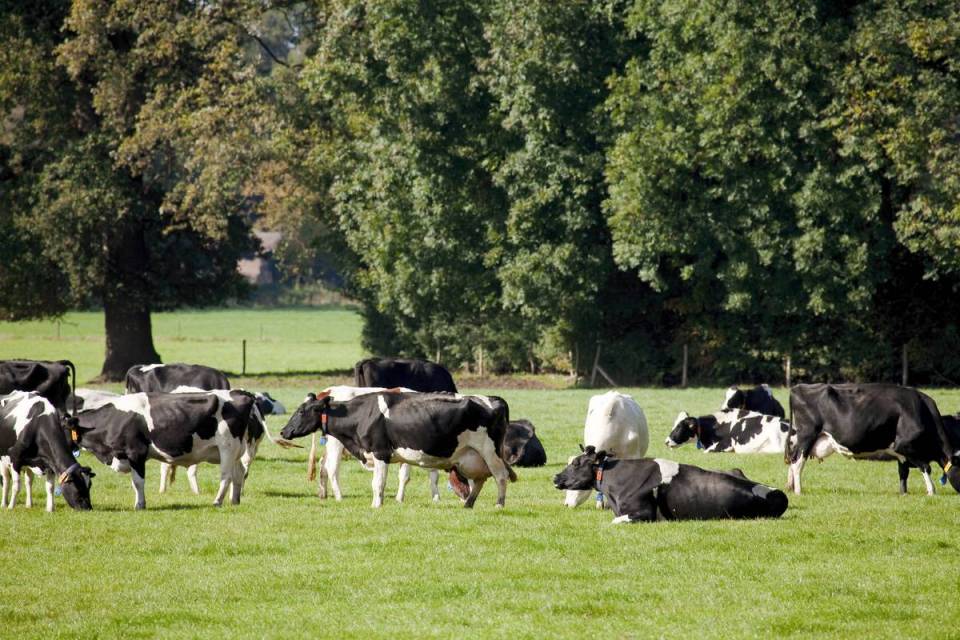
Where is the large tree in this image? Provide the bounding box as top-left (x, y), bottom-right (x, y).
top-left (0, 1), bottom-right (288, 379)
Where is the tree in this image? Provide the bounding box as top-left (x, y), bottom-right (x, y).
top-left (0, 1), bottom-right (288, 379)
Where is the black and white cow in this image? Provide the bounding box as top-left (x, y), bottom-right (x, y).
top-left (125, 363), bottom-right (230, 394)
top-left (282, 390), bottom-right (514, 508)
top-left (0, 359), bottom-right (76, 413)
top-left (0, 391), bottom-right (94, 511)
top-left (554, 447), bottom-right (788, 523)
top-left (785, 383), bottom-right (960, 495)
top-left (722, 384), bottom-right (785, 418)
top-left (666, 410), bottom-right (789, 453)
top-left (354, 357), bottom-right (458, 393)
top-left (70, 390), bottom-right (292, 509)
top-left (68, 388), bottom-right (120, 412)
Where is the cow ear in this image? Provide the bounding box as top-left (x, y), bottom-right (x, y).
top-left (584, 445), bottom-right (596, 456)
top-left (81, 466), bottom-right (96, 478)
top-left (596, 450), bottom-right (610, 463)
top-left (305, 393), bottom-right (317, 402)
top-left (579, 443), bottom-right (585, 452)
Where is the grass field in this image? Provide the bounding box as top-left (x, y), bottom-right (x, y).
top-left (1, 309), bottom-right (959, 638)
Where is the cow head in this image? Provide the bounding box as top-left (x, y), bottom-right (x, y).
top-left (665, 411), bottom-right (698, 448)
top-left (945, 458), bottom-right (960, 494)
top-left (555, 446), bottom-right (609, 506)
top-left (501, 419), bottom-right (534, 465)
top-left (58, 463), bottom-right (95, 511)
top-left (722, 386), bottom-right (745, 411)
top-left (281, 393), bottom-right (331, 439)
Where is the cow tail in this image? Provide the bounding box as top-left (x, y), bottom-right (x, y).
top-left (60, 359), bottom-right (77, 416)
top-left (169, 465), bottom-right (177, 485)
top-left (353, 360), bottom-right (366, 386)
top-left (784, 390), bottom-right (794, 465)
top-left (307, 433), bottom-right (318, 481)
top-left (253, 403), bottom-right (301, 450)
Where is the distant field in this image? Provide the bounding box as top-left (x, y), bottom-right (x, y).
top-left (2, 309), bottom-right (960, 637)
top-left (0, 307), bottom-right (365, 383)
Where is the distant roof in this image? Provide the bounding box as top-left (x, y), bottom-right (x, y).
top-left (255, 230), bottom-right (282, 253)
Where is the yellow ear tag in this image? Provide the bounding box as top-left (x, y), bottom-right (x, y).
top-left (945, 461), bottom-right (953, 474)
top-left (71, 429), bottom-right (78, 442)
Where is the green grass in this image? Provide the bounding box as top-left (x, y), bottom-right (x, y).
top-left (1, 310), bottom-right (959, 638)
top-left (0, 308), bottom-right (365, 383)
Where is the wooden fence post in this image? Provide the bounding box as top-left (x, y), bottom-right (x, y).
top-left (785, 355), bottom-right (792, 389)
top-left (681, 343), bottom-right (688, 388)
top-left (902, 344), bottom-right (908, 386)
top-left (590, 342), bottom-right (601, 387)
top-left (242, 339), bottom-right (247, 375)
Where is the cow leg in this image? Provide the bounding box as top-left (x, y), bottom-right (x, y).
top-left (463, 478), bottom-right (486, 509)
top-left (44, 471), bottom-right (55, 512)
top-left (230, 462), bottom-right (244, 505)
top-left (0, 462), bottom-right (7, 509)
top-left (187, 465), bottom-right (200, 495)
top-left (787, 455), bottom-right (806, 495)
top-left (429, 469), bottom-right (440, 502)
top-left (23, 470), bottom-right (32, 508)
top-left (325, 438), bottom-right (344, 501)
top-left (477, 450), bottom-right (509, 508)
top-left (898, 461), bottom-right (910, 495)
top-left (131, 462), bottom-right (147, 510)
top-left (371, 458), bottom-right (388, 508)
top-left (213, 461), bottom-right (234, 507)
top-left (317, 448), bottom-right (328, 499)
top-left (396, 463), bottom-right (410, 503)
top-left (159, 462), bottom-right (171, 494)
top-left (8, 470), bottom-right (20, 509)
top-left (920, 464), bottom-right (935, 496)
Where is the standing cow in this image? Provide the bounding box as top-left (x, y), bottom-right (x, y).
top-left (666, 410), bottom-right (789, 453)
top-left (70, 391), bottom-right (291, 509)
top-left (0, 359), bottom-right (76, 413)
top-left (722, 385), bottom-right (785, 418)
top-left (0, 391), bottom-right (94, 511)
top-left (785, 383), bottom-right (960, 495)
top-left (554, 447), bottom-right (788, 523)
top-left (282, 391), bottom-right (514, 508)
top-left (565, 391), bottom-right (649, 508)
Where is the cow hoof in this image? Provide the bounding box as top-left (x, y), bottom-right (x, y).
top-left (495, 503), bottom-right (504, 509)
top-left (432, 495), bottom-right (440, 503)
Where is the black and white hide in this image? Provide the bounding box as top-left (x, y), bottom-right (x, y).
top-left (554, 447), bottom-right (788, 523)
top-left (666, 410), bottom-right (789, 453)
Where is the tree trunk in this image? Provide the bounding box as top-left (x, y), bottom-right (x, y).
top-left (97, 297), bottom-right (161, 381)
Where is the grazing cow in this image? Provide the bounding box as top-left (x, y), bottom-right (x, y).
top-left (282, 391), bottom-right (514, 508)
top-left (70, 390), bottom-right (293, 509)
top-left (565, 391), bottom-right (648, 508)
top-left (554, 447), bottom-right (788, 523)
top-left (666, 410), bottom-right (789, 453)
top-left (785, 383), bottom-right (960, 495)
top-left (254, 391), bottom-right (286, 416)
top-left (722, 384), bottom-right (785, 418)
top-left (447, 419), bottom-right (545, 500)
top-left (0, 359), bottom-right (76, 413)
top-left (125, 362), bottom-right (231, 394)
top-left (0, 391), bottom-right (94, 511)
top-left (354, 357), bottom-right (458, 393)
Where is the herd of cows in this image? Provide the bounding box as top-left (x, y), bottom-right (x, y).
top-left (1, 357), bottom-right (959, 523)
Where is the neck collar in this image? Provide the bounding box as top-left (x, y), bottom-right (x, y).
top-left (320, 410), bottom-right (329, 436)
top-left (594, 460), bottom-right (606, 491)
top-left (58, 462), bottom-right (80, 485)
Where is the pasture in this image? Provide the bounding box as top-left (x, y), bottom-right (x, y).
top-left (1, 310), bottom-right (959, 638)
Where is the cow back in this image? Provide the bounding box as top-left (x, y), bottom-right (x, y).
top-left (0, 360), bottom-right (73, 412)
top-left (354, 357), bottom-right (457, 393)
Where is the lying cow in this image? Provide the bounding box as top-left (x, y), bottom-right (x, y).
top-left (722, 384), bottom-right (785, 418)
top-left (70, 390), bottom-right (293, 509)
top-left (0, 359), bottom-right (76, 413)
top-left (0, 391), bottom-right (94, 511)
top-left (666, 410), bottom-right (789, 453)
top-left (565, 391), bottom-right (648, 508)
top-left (447, 419), bottom-right (545, 499)
top-left (282, 390), bottom-right (514, 508)
top-left (786, 383), bottom-right (960, 495)
top-left (554, 447), bottom-right (788, 523)
top-left (354, 357), bottom-right (458, 393)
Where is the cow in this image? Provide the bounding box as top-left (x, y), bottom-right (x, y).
top-left (554, 447), bottom-right (788, 523)
top-left (564, 391), bottom-right (648, 508)
top-left (354, 357), bottom-right (458, 393)
top-left (722, 384), bottom-right (785, 418)
top-left (785, 383), bottom-right (960, 495)
top-left (69, 390), bottom-right (293, 509)
top-left (447, 419), bottom-right (545, 500)
top-left (666, 409), bottom-right (789, 453)
top-left (0, 391), bottom-right (94, 511)
top-left (0, 359), bottom-right (76, 413)
top-left (68, 388), bottom-right (120, 412)
top-left (281, 390), bottom-right (514, 508)
top-left (125, 363), bottom-right (230, 394)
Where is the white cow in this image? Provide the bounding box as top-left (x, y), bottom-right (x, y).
top-left (565, 391), bottom-right (649, 508)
